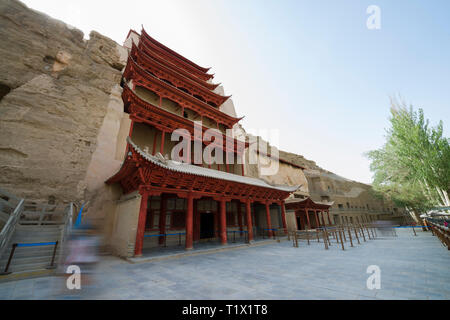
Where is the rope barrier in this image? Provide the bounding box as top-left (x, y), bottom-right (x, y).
top-left (143, 232), bottom-right (186, 247)
top-left (143, 232), bottom-right (185, 237)
top-left (17, 242), bottom-right (57, 247)
top-left (226, 230), bottom-right (249, 243)
top-left (394, 226), bottom-right (425, 228)
top-left (1, 241), bottom-right (59, 275)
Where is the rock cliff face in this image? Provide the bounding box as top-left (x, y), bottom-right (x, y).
top-left (0, 0), bottom-right (125, 203)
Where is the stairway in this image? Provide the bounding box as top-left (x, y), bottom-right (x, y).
top-left (0, 225), bottom-right (64, 273)
top-left (0, 188), bottom-right (73, 279)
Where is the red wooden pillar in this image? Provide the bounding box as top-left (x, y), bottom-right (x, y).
top-left (128, 120), bottom-right (134, 137)
top-left (152, 128), bottom-right (158, 156)
top-left (246, 201), bottom-right (254, 242)
top-left (237, 202), bottom-right (243, 232)
top-left (320, 210), bottom-right (325, 226)
top-left (158, 195), bottom-right (167, 245)
top-left (214, 210), bottom-right (219, 238)
top-left (134, 191), bottom-right (149, 256)
top-left (193, 200), bottom-right (200, 241)
top-left (327, 210), bottom-right (331, 225)
top-left (265, 202), bottom-right (273, 238)
top-left (185, 193), bottom-right (194, 250)
top-left (314, 210), bottom-right (320, 228)
top-left (280, 201), bottom-right (288, 234)
top-left (219, 199), bottom-right (227, 245)
top-left (305, 209), bottom-right (311, 229)
top-left (160, 130), bottom-right (166, 154)
top-left (294, 211), bottom-right (298, 229)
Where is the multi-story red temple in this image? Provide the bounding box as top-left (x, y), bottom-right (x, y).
top-left (106, 29), bottom-right (298, 256)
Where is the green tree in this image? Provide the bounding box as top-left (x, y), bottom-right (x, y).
top-left (366, 97), bottom-right (450, 223)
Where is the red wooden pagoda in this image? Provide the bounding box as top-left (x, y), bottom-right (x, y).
top-left (107, 28), bottom-right (298, 256)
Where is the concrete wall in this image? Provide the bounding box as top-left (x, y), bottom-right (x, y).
top-left (109, 192), bottom-right (141, 257)
top-left (123, 30), bottom-right (140, 49)
top-left (286, 210), bottom-right (297, 231)
top-left (253, 204), bottom-right (283, 233)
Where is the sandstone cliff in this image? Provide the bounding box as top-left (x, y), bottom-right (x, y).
top-left (0, 0), bottom-right (125, 203)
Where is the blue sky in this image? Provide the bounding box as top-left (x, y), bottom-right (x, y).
top-left (21, 0), bottom-right (450, 184)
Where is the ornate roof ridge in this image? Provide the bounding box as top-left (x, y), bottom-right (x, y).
top-left (126, 136), bottom-right (299, 193)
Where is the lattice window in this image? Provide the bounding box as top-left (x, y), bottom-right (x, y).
top-left (171, 211), bottom-right (185, 229)
top-left (145, 197), bottom-right (161, 230)
top-left (227, 212), bottom-right (236, 226)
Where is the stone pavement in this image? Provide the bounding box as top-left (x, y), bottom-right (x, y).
top-left (0, 228), bottom-right (449, 300)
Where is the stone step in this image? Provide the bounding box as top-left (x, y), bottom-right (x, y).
top-left (12, 231), bottom-right (63, 239)
top-left (0, 269), bottom-right (55, 283)
top-left (15, 225), bottom-right (64, 232)
top-left (0, 260), bottom-right (59, 273)
top-left (11, 234), bottom-right (61, 241)
top-left (0, 223), bottom-right (65, 275)
top-left (0, 253), bottom-right (60, 266)
top-left (9, 237), bottom-right (61, 244)
top-left (0, 246), bottom-right (59, 260)
top-left (0, 211), bottom-right (9, 222)
top-left (14, 226), bottom-right (63, 232)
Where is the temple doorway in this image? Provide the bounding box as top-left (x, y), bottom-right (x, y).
top-left (296, 216), bottom-right (302, 230)
top-left (200, 212), bottom-right (215, 239)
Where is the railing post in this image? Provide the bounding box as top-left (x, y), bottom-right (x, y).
top-left (338, 229), bottom-right (345, 251)
top-left (354, 225), bottom-right (360, 244)
top-left (347, 226), bottom-right (354, 247)
top-left (370, 224), bottom-right (375, 238)
top-left (47, 241), bottom-right (59, 269)
top-left (360, 224), bottom-right (366, 241)
top-left (324, 226), bottom-right (331, 246)
top-left (0, 199), bottom-right (24, 262)
top-left (365, 224), bottom-right (372, 240)
top-left (323, 230), bottom-right (328, 250)
top-left (294, 231), bottom-right (298, 248)
top-left (1, 243), bottom-right (17, 275)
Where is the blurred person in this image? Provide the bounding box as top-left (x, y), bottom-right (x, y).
top-left (63, 220), bottom-right (101, 297)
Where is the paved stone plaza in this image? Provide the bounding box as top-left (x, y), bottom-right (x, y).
top-left (0, 228), bottom-right (449, 300)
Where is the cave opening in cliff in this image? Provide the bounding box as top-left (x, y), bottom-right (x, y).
top-left (0, 83), bottom-right (11, 102)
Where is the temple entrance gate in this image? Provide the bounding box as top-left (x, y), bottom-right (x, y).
top-left (200, 212), bottom-right (215, 239)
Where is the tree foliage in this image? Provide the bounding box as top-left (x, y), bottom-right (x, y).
top-left (366, 97), bottom-right (450, 217)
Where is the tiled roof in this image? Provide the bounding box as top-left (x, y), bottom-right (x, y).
top-left (285, 197), bottom-right (334, 207)
top-left (127, 137), bottom-right (299, 193)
